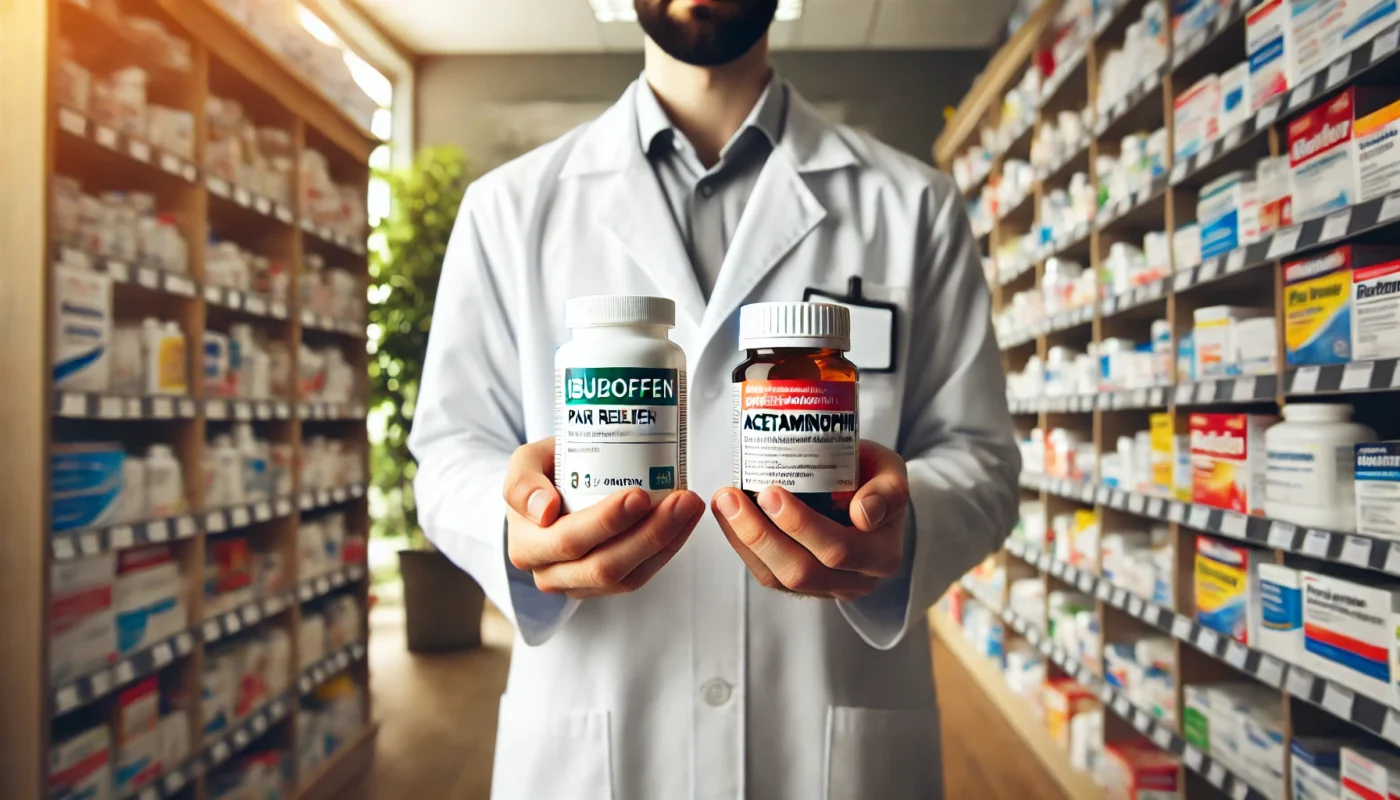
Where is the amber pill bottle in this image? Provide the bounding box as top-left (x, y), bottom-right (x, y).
top-left (732, 302), bottom-right (859, 526)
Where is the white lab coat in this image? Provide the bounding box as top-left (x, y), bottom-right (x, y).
top-left (409, 80), bottom-right (1020, 800)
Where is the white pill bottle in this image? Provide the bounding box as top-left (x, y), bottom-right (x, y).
top-left (554, 296), bottom-right (686, 513)
top-left (1265, 403), bottom-right (1376, 532)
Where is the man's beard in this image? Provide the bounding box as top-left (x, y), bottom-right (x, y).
top-left (635, 0), bottom-right (778, 67)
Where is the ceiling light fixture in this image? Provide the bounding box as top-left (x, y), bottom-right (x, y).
top-left (589, 0), bottom-right (802, 23)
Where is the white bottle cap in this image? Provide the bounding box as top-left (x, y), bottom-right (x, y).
top-left (739, 302), bottom-right (850, 351)
top-left (565, 295), bottom-right (675, 328)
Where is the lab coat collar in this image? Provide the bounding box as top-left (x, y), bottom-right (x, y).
top-left (563, 79), bottom-right (858, 335)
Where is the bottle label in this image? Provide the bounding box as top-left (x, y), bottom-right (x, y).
top-left (734, 380), bottom-right (858, 493)
top-left (554, 367), bottom-right (684, 506)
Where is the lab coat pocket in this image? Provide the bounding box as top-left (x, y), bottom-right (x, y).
top-left (824, 705), bottom-right (940, 800)
top-left (491, 694), bottom-right (614, 800)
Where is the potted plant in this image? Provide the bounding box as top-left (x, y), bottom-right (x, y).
top-left (369, 147), bottom-right (484, 652)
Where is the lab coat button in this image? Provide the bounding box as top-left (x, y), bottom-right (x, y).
top-left (701, 679), bottom-right (732, 707)
top-left (700, 183), bottom-right (714, 198)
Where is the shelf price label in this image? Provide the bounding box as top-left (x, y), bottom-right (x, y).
top-left (1342, 535), bottom-right (1374, 567)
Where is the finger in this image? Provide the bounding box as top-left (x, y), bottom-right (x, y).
top-left (510, 488), bottom-right (651, 571)
top-left (503, 438), bottom-right (560, 525)
top-left (535, 491), bottom-right (703, 593)
top-left (852, 441), bottom-right (910, 533)
top-left (711, 488), bottom-right (879, 599)
top-left (756, 486), bottom-right (901, 578)
top-left (716, 518), bottom-right (783, 590)
top-left (616, 495), bottom-right (706, 591)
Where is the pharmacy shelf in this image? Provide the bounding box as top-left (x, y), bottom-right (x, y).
top-left (1094, 175), bottom-right (1169, 233)
top-left (1172, 374), bottom-right (1281, 406)
top-left (996, 258), bottom-right (1038, 288)
top-left (1285, 360), bottom-right (1400, 395)
top-left (52, 513), bottom-right (200, 561)
top-left (996, 191), bottom-right (1036, 230)
top-left (291, 723), bottom-right (379, 800)
top-left (298, 484), bottom-right (367, 512)
top-left (53, 244), bottom-right (199, 298)
top-left (296, 640), bottom-right (368, 697)
top-left (1093, 67), bottom-right (1167, 141)
top-left (1007, 386), bottom-right (1173, 415)
top-left (205, 176), bottom-right (297, 227)
top-left (298, 402), bottom-right (369, 421)
top-left (1046, 221), bottom-right (1093, 262)
top-left (202, 591), bottom-right (297, 646)
top-left (297, 564), bottom-right (370, 605)
top-left (959, 579), bottom-right (1273, 800)
top-left (203, 284), bottom-right (290, 320)
top-left (1022, 472), bottom-right (1400, 578)
top-left (1038, 49), bottom-right (1089, 114)
top-left (52, 390), bottom-right (199, 421)
top-left (52, 629), bottom-right (196, 717)
top-left (1037, 134), bottom-right (1092, 186)
top-left (1169, 116), bottom-right (1270, 190)
top-left (1098, 276), bottom-right (1167, 318)
top-left (205, 397), bottom-right (295, 422)
top-left (928, 610), bottom-right (1103, 800)
top-left (1169, 0), bottom-right (1250, 75)
top-left (1002, 540), bottom-right (1400, 752)
top-left (204, 496), bottom-right (297, 536)
top-left (300, 217), bottom-right (369, 257)
top-left (202, 693), bottom-right (295, 780)
top-left (55, 107), bottom-right (199, 184)
top-left (301, 311), bottom-right (366, 338)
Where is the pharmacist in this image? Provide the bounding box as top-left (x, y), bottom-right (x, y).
top-left (409, 0), bottom-right (1020, 797)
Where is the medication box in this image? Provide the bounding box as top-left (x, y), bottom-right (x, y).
top-left (1191, 412), bottom-right (1274, 513)
top-left (1290, 0), bottom-right (1347, 83)
top-left (1353, 256), bottom-right (1400, 361)
top-left (1290, 88), bottom-right (1359, 221)
top-left (1257, 563), bottom-right (1303, 663)
top-left (1342, 0), bottom-right (1399, 53)
top-left (1043, 677), bottom-right (1097, 749)
top-left (1249, 0), bottom-right (1292, 110)
top-left (114, 545), bottom-right (185, 656)
top-left (50, 553), bottom-right (117, 685)
top-left (1100, 741), bottom-right (1181, 799)
top-left (1356, 442), bottom-right (1400, 539)
top-left (1221, 62), bottom-right (1252, 133)
top-left (1293, 737), bottom-right (1359, 800)
top-left (1196, 536), bottom-right (1259, 644)
top-left (52, 442), bottom-right (127, 533)
top-left (1175, 76), bottom-right (1222, 163)
top-left (49, 724), bottom-right (113, 800)
top-left (1301, 570), bottom-right (1400, 705)
top-left (52, 264), bottom-right (113, 392)
top-left (1341, 746), bottom-right (1400, 800)
top-left (1356, 98), bottom-right (1400, 202)
top-left (1195, 306), bottom-right (1273, 379)
top-left (1151, 413), bottom-right (1174, 495)
top-left (1198, 172), bottom-right (1258, 259)
top-left (1285, 245), bottom-right (1353, 366)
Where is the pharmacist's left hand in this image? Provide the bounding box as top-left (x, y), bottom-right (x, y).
top-left (711, 440), bottom-right (908, 601)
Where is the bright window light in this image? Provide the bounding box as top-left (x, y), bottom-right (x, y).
top-left (590, 0), bottom-right (802, 23)
top-left (296, 5), bottom-right (341, 46)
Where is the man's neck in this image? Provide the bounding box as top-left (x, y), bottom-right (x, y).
top-left (643, 38), bottom-right (772, 168)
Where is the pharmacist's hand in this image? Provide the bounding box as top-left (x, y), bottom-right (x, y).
top-left (504, 438), bottom-right (705, 599)
top-left (711, 441), bottom-right (908, 601)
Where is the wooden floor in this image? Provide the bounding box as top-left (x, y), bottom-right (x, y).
top-left (354, 604), bottom-right (1066, 800)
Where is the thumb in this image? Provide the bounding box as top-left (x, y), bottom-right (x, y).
top-left (504, 438), bottom-right (561, 525)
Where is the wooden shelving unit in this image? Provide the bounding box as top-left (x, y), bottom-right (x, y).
top-left (939, 0), bottom-right (1400, 796)
top-left (2, 1), bottom-right (380, 797)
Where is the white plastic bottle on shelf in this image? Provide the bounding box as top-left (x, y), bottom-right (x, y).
top-left (214, 434), bottom-right (243, 507)
top-left (141, 318), bottom-right (187, 395)
top-left (1265, 404), bottom-right (1377, 532)
top-left (145, 444), bottom-right (184, 518)
top-left (121, 452), bottom-right (147, 523)
top-left (235, 423), bottom-right (269, 502)
top-left (229, 324), bottom-right (256, 398)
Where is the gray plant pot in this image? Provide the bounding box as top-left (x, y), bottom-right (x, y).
top-left (398, 549), bottom-right (485, 652)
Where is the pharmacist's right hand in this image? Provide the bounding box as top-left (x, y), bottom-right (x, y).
top-left (503, 438), bottom-right (704, 599)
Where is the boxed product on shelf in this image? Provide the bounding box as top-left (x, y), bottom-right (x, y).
top-left (1193, 307), bottom-right (1273, 379)
top-left (206, 241), bottom-right (291, 303)
top-left (1288, 88), bottom-right (1368, 222)
top-left (1343, 0), bottom-right (1399, 54)
top-left (205, 96), bottom-right (295, 205)
top-left (1184, 682), bottom-right (1285, 793)
top-left (202, 628), bottom-right (292, 743)
top-left (300, 149), bottom-right (368, 240)
top-left (1257, 155), bottom-right (1294, 235)
top-left (52, 263), bottom-right (113, 392)
top-left (1255, 563), bottom-right (1303, 662)
top-left (1249, 0), bottom-right (1293, 110)
top-left (1009, 577), bottom-right (1046, 622)
top-left (201, 425), bottom-right (293, 509)
top-left (300, 343), bottom-right (357, 404)
top-left (1042, 677), bottom-right (1098, 749)
top-left (1172, 223), bottom-right (1203, 271)
top-left (1195, 536), bottom-right (1260, 644)
top-left (207, 324), bottom-right (293, 401)
top-left (1236, 316), bottom-right (1280, 376)
top-left (1300, 569), bottom-right (1400, 705)
top-left (1290, 0), bottom-right (1348, 83)
top-left (1341, 745), bottom-right (1400, 800)
top-left (1293, 737), bottom-right (1365, 800)
top-left (51, 553), bottom-right (118, 685)
top-left (52, 443), bottom-right (125, 533)
top-left (1356, 442), bottom-right (1400, 538)
top-left (57, 53), bottom-right (92, 114)
top-left (1151, 413), bottom-right (1174, 494)
top-left (1356, 97), bottom-right (1400, 202)
top-left (1221, 61), bottom-right (1252, 133)
top-left (1353, 254), bottom-right (1400, 361)
top-left (301, 254), bottom-right (366, 322)
top-left (1099, 740), bottom-right (1180, 799)
top-left (115, 545), bottom-right (186, 656)
top-left (208, 748), bottom-right (287, 800)
top-left (91, 66), bottom-right (148, 139)
top-left (51, 178), bottom-right (191, 274)
top-left (1175, 75), bottom-right (1222, 163)
top-left (50, 723), bottom-right (113, 800)
top-left (1004, 642), bottom-right (1046, 699)
top-left (114, 677), bottom-right (162, 795)
top-left (299, 675), bottom-right (366, 777)
top-left (300, 437), bottom-right (364, 491)
top-left (204, 538), bottom-right (255, 619)
top-left (1197, 171), bottom-right (1260, 260)
top-left (1190, 412), bottom-right (1276, 515)
top-left (1285, 246), bottom-right (1356, 365)
top-left (146, 105), bottom-right (195, 160)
